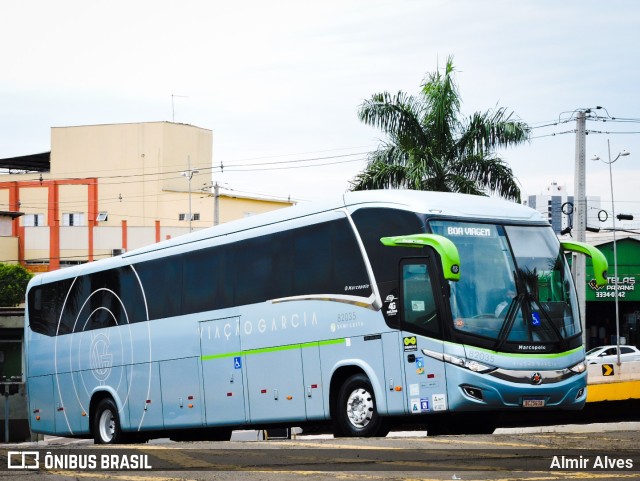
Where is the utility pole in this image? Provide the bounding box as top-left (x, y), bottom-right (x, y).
top-left (573, 110), bottom-right (587, 345)
top-left (181, 155), bottom-right (199, 233)
top-left (592, 141), bottom-right (631, 365)
top-left (213, 182), bottom-right (220, 226)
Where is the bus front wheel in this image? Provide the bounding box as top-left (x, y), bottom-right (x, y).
top-left (93, 397), bottom-right (126, 444)
top-left (334, 374), bottom-right (388, 437)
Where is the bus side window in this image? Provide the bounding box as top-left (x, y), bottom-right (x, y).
top-left (401, 262), bottom-right (441, 338)
top-left (27, 287), bottom-right (48, 335)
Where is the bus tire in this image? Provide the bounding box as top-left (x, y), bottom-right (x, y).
top-left (334, 374), bottom-right (388, 437)
top-left (93, 397), bottom-right (126, 444)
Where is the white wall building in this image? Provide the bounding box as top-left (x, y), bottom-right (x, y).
top-left (524, 182), bottom-right (601, 235)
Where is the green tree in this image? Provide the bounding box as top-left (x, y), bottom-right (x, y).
top-left (0, 263), bottom-right (33, 307)
top-left (351, 56), bottom-right (529, 201)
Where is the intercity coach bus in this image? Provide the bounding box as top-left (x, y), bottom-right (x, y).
top-left (24, 190), bottom-right (608, 443)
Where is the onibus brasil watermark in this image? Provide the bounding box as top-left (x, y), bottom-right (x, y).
top-left (7, 451), bottom-right (152, 470)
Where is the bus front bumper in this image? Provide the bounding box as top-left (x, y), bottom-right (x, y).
top-left (444, 365), bottom-right (588, 411)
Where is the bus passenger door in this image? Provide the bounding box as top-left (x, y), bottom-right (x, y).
top-left (199, 318), bottom-right (246, 426)
top-left (399, 256), bottom-right (449, 415)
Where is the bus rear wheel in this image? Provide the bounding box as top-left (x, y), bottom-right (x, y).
top-left (334, 374), bottom-right (388, 437)
top-left (93, 397), bottom-right (126, 444)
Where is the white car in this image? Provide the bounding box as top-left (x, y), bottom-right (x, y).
top-left (585, 345), bottom-right (640, 364)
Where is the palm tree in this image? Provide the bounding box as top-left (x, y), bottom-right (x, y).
top-left (350, 56), bottom-right (529, 201)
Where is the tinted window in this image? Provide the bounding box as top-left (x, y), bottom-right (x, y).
top-left (135, 256), bottom-right (184, 320)
top-left (235, 231), bottom-right (294, 305)
top-left (401, 261), bottom-right (441, 338)
top-left (293, 222), bottom-right (332, 296)
top-left (183, 244), bottom-right (234, 314)
top-left (292, 219), bottom-right (370, 297)
top-left (28, 278), bottom-right (74, 336)
top-left (351, 208), bottom-right (425, 283)
top-left (351, 208), bottom-right (425, 326)
top-left (27, 267), bottom-right (148, 337)
top-left (29, 217), bottom-right (373, 332)
top-left (146, 217), bottom-right (370, 317)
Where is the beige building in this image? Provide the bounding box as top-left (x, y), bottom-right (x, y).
top-left (0, 122), bottom-right (294, 271)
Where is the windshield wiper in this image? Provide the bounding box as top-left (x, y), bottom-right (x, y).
top-left (530, 299), bottom-right (569, 351)
top-left (493, 293), bottom-right (522, 352)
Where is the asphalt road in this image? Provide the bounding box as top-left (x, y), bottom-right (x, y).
top-left (3, 423), bottom-right (640, 481)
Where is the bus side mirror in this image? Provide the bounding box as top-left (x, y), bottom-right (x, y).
top-left (561, 240), bottom-right (608, 287)
top-left (380, 234), bottom-right (461, 282)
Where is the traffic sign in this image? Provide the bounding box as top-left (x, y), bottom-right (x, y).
top-left (601, 364), bottom-right (614, 376)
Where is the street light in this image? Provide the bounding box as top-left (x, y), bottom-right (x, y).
top-left (181, 155), bottom-right (200, 233)
top-left (591, 140), bottom-right (630, 366)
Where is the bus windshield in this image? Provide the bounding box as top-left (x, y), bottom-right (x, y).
top-left (430, 220), bottom-right (581, 346)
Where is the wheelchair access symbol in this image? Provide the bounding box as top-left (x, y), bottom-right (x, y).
top-left (234, 357), bottom-right (242, 369)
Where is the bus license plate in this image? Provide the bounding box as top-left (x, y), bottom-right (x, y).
top-left (523, 399), bottom-right (545, 407)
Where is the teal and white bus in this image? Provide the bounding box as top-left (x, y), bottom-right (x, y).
top-left (24, 190), bottom-right (608, 443)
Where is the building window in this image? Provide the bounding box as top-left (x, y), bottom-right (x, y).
top-left (96, 211), bottom-right (108, 222)
top-left (192, 213), bottom-right (200, 221)
top-left (62, 212), bottom-right (85, 226)
top-left (179, 213), bottom-right (186, 221)
top-left (23, 213), bottom-right (44, 227)
top-left (0, 341), bottom-right (22, 378)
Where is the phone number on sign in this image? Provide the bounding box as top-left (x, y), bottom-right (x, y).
top-left (596, 291), bottom-right (627, 298)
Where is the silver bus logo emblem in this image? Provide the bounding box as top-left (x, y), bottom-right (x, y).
top-left (90, 333), bottom-right (113, 381)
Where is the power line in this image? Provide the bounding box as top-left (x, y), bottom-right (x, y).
top-left (530, 130), bottom-right (575, 139)
top-left (585, 130), bottom-right (640, 135)
top-left (222, 157), bottom-right (367, 172)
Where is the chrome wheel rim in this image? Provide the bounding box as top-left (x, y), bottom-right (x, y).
top-left (98, 409), bottom-right (115, 443)
top-left (346, 388), bottom-right (374, 428)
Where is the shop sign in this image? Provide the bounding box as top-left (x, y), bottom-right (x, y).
top-left (587, 275), bottom-right (639, 302)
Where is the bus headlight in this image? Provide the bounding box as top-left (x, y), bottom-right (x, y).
top-left (466, 360), bottom-right (495, 373)
top-left (423, 349), bottom-right (496, 374)
top-left (569, 361), bottom-right (586, 374)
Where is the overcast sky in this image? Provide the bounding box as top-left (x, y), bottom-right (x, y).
top-left (2, 1), bottom-right (639, 224)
